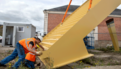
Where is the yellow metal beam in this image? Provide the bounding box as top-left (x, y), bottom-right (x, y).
top-left (38, 0), bottom-right (121, 68)
top-left (106, 19), bottom-right (119, 51)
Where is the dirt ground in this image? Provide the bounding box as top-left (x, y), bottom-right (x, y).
top-left (0, 47), bottom-right (43, 69)
top-left (70, 47), bottom-right (121, 69)
top-left (0, 47), bottom-right (121, 69)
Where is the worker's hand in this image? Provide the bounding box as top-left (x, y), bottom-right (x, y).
top-left (36, 53), bottom-right (43, 56)
top-left (36, 51), bottom-right (42, 56)
top-left (36, 54), bottom-right (41, 56)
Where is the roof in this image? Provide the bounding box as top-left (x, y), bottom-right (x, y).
top-left (4, 22), bottom-right (36, 28)
top-left (110, 9), bottom-right (121, 15)
top-left (44, 5), bottom-right (79, 12)
top-left (44, 5), bottom-right (121, 15)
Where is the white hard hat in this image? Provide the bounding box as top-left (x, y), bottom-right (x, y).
top-left (38, 36), bottom-right (43, 41)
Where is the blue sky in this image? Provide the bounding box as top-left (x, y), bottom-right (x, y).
top-left (0, 0), bottom-right (121, 34)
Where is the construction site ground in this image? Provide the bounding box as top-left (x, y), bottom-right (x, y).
top-left (0, 46), bottom-right (121, 69)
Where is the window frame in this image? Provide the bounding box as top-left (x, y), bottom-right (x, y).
top-left (17, 26), bottom-right (24, 32)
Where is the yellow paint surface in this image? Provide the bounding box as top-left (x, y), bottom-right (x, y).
top-left (37, 0), bottom-right (121, 68)
top-left (107, 22), bottom-right (119, 51)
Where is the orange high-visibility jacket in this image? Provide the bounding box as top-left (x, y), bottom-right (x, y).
top-left (19, 38), bottom-right (36, 54)
top-left (25, 49), bottom-right (36, 62)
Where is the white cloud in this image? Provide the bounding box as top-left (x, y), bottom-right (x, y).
top-left (0, 0), bottom-right (120, 35)
top-left (0, 0), bottom-right (45, 32)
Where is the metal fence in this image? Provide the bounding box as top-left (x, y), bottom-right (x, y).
top-left (87, 33), bottom-right (121, 48)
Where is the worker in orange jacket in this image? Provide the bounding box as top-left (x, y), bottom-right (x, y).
top-left (24, 45), bottom-right (41, 69)
top-left (0, 37), bottom-right (44, 69)
top-left (24, 39), bottom-right (45, 69)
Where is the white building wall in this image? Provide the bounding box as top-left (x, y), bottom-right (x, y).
top-left (44, 11), bottom-right (48, 34)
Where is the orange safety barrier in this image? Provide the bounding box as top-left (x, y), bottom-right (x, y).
top-left (88, 0), bottom-right (92, 10)
top-left (61, 0), bottom-right (72, 23)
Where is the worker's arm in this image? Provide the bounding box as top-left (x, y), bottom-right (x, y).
top-left (37, 43), bottom-right (44, 51)
top-left (28, 44), bottom-right (40, 56)
top-left (35, 46), bottom-right (43, 56)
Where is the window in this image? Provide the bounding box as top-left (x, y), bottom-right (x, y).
top-left (17, 26), bottom-right (24, 32)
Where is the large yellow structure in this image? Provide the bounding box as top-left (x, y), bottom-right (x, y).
top-left (38, 0), bottom-right (121, 68)
top-left (106, 19), bottom-right (119, 51)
